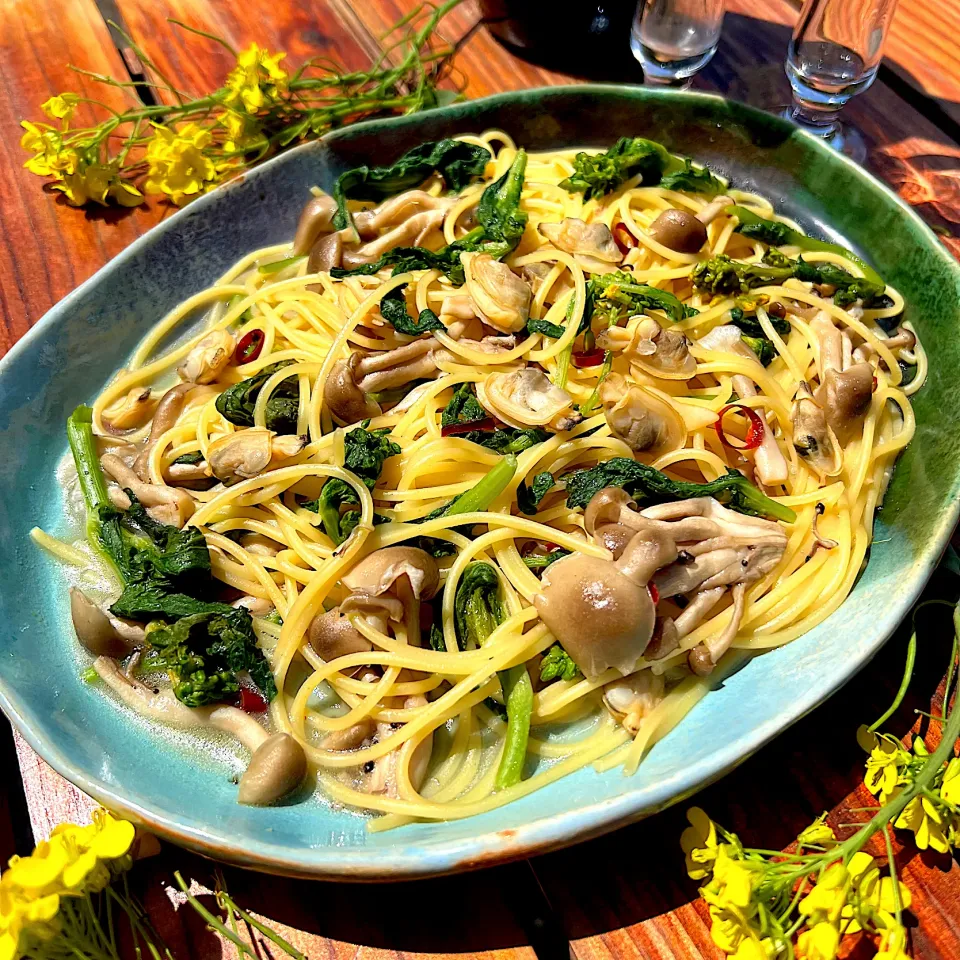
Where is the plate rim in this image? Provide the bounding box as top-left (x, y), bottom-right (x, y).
top-left (1, 82), bottom-right (957, 879)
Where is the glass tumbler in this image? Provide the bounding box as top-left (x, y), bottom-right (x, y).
top-left (785, 0), bottom-right (900, 159)
top-left (630, 0), bottom-right (726, 87)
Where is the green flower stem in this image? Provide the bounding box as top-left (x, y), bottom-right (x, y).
top-left (869, 625), bottom-right (917, 732)
top-left (494, 663), bottom-right (534, 790)
top-left (174, 872), bottom-right (260, 959)
top-left (883, 825), bottom-right (904, 923)
top-left (217, 889), bottom-right (307, 960)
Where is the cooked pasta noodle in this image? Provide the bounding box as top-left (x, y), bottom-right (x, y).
top-left (48, 130), bottom-right (922, 827)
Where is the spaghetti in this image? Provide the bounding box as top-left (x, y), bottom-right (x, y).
top-left (45, 130), bottom-right (923, 827)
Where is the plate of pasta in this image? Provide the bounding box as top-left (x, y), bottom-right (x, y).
top-left (2, 86), bottom-right (959, 878)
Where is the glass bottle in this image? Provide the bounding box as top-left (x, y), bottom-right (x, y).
top-left (784, 0), bottom-right (900, 160)
top-left (630, 0), bottom-right (726, 86)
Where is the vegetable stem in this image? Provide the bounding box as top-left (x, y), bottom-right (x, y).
top-left (67, 405), bottom-right (110, 514)
top-left (444, 454), bottom-right (518, 516)
top-left (495, 663), bottom-right (534, 790)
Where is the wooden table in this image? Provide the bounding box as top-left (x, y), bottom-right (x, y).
top-left (2, 1), bottom-right (960, 957)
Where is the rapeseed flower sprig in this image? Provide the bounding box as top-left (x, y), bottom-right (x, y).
top-left (19, 0), bottom-right (466, 208)
top-left (681, 602), bottom-right (960, 959)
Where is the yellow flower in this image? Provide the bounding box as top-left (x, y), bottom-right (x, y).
top-left (797, 814), bottom-right (837, 850)
top-left (53, 162), bottom-right (143, 208)
top-left (144, 123), bottom-right (217, 204)
top-left (940, 757), bottom-right (960, 806)
top-left (701, 847), bottom-right (763, 954)
top-left (730, 936), bottom-right (777, 960)
top-left (839, 851), bottom-right (911, 934)
top-left (40, 93), bottom-right (80, 124)
top-left (223, 43), bottom-right (288, 114)
top-left (19, 122), bottom-right (78, 178)
top-left (3, 841), bottom-right (70, 894)
top-left (875, 923), bottom-right (910, 960)
top-left (894, 795), bottom-right (950, 854)
top-left (799, 863), bottom-right (849, 925)
top-left (796, 921), bottom-right (840, 960)
top-left (858, 727), bottom-right (909, 804)
top-left (681, 807), bottom-right (719, 880)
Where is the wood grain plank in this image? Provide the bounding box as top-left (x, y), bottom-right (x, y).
top-left (0, 0), bottom-right (172, 358)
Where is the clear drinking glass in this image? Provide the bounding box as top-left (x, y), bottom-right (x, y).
top-left (630, 0), bottom-right (726, 87)
top-left (784, 0), bottom-right (900, 160)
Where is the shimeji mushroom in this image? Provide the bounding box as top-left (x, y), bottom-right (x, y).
top-left (308, 607), bottom-right (374, 676)
top-left (730, 375), bottom-right (789, 487)
top-left (646, 195), bottom-right (733, 254)
top-left (340, 546), bottom-right (440, 648)
top-left (100, 453), bottom-right (196, 528)
top-left (356, 697), bottom-right (433, 798)
top-left (133, 383), bottom-right (198, 481)
top-left (537, 485), bottom-right (788, 719)
top-left (324, 340), bottom-right (454, 425)
top-left (177, 329), bottom-right (236, 385)
top-left (791, 381), bottom-right (843, 477)
top-left (206, 429), bottom-right (307, 483)
top-left (93, 657), bottom-right (306, 806)
top-left (537, 218), bottom-right (624, 274)
top-left (70, 588), bottom-right (134, 658)
top-left (810, 311), bottom-right (874, 445)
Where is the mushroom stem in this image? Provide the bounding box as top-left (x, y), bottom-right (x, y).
top-left (688, 582), bottom-right (747, 675)
top-left (134, 383), bottom-right (196, 480)
top-left (695, 195), bottom-right (734, 225)
top-left (101, 453), bottom-right (196, 527)
top-left (394, 577), bottom-right (422, 648)
top-left (674, 587), bottom-right (727, 637)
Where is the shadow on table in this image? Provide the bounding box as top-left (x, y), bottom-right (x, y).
top-left (127, 578), bottom-right (956, 956)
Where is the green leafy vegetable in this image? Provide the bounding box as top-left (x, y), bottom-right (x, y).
top-left (144, 609), bottom-right (275, 708)
top-left (591, 271), bottom-right (697, 325)
top-left (691, 253), bottom-right (797, 295)
top-left (660, 159), bottom-right (724, 195)
top-left (302, 424), bottom-right (400, 544)
top-left (517, 472), bottom-right (555, 515)
top-left (332, 139), bottom-right (491, 231)
top-left (539, 644), bottom-right (580, 682)
top-left (453, 562), bottom-right (532, 790)
top-left (564, 458), bottom-right (795, 523)
top-left (65, 406), bottom-right (276, 706)
top-left (728, 205), bottom-right (882, 284)
top-left (215, 360), bottom-right (299, 434)
top-left (259, 255), bottom-right (306, 275)
top-left (441, 384), bottom-right (548, 454)
top-left (171, 450), bottom-right (205, 466)
top-left (729, 306), bottom-right (791, 337)
top-left (559, 137), bottom-right (676, 201)
top-left (332, 150), bottom-right (528, 285)
top-left (741, 334), bottom-right (776, 366)
top-left (522, 548), bottom-right (570, 571)
top-left (418, 454), bottom-right (518, 522)
top-left (526, 316), bottom-right (565, 339)
top-left (379, 284), bottom-right (445, 335)
top-left (694, 250), bottom-right (886, 306)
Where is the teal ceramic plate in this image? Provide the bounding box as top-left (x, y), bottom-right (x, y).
top-left (1, 86), bottom-right (958, 879)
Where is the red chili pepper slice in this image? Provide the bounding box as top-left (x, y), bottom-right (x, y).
top-left (234, 329), bottom-right (265, 365)
top-left (613, 222), bottom-right (638, 255)
top-left (239, 686), bottom-right (268, 714)
top-left (714, 403), bottom-right (765, 451)
top-left (649, 583), bottom-right (660, 605)
top-left (441, 417), bottom-right (498, 437)
top-left (572, 348), bottom-right (606, 368)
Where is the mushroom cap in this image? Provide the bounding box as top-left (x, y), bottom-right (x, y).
top-left (584, 486), bottom-right (637, 537)
top-left (308, 606), bottom-right (374, 668)
top-left (293, 194), bottom-right (337, 256)
top-left (647, 209), bottom-right (708, 254)
top-left (70, 588), bottom-right (132, 658)
top-left (534, 554), bottom-right (656, 679)
top-left (308, 231), bottom-right (343, 273)
top-left (237, 733), bottom-right (308, 806)
top-left (615, 527), bottom-right (679, 586)
top-left (342, 547), bottom-right (440, 602)
top-left (594, 523), bottom-right (635, 560)
top-left (324, 355), bottom-right (382, 426)
top-left (817, 362), bottom-right (873, 444)
top-left (463, 253), bottom-right (531, 334)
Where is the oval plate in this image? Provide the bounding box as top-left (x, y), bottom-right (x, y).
top-left (1, 86), bottom-right (958, 880)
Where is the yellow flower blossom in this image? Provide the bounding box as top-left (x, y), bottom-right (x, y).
top-left (144, 123), bottom-right (217, 204)
top-left (40, 93), bottom-right (80, 124)
top-left (799, 863), bottom-right (849, 925)
top-left (730, 935), bottom-right (777, 960)
top-left (875, 923), bottom-right (910, 960)
top-left (701, 847), bottom-right (764, 954)
top-left (894, 794), bottom-right (950, 853)
top-left (858, 727), bottom-right (910, 804)
top-left (19, 122), bottom-right (79, 178)
top-left (796, 921), bottom-right (840, 960)
top-left (797, 815), bottom-right (837, 850)
top-left (839, 851), bottom-right (911, 934)
top-left (223, 43), bottom-right (288, 115)
top-left (681, 807), bottom-right (720, 881)
top-left (940, 757), bottom-right (960, 806)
